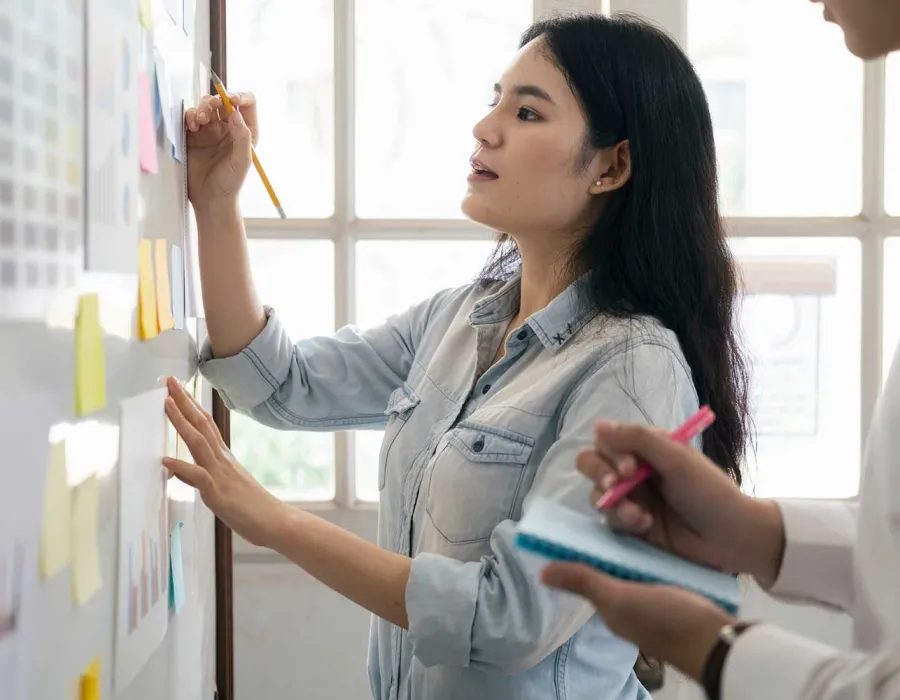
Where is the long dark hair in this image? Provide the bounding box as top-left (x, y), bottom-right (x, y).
top-left (480, 12), bottom-right (752, 482)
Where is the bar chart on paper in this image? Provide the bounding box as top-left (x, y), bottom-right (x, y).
top-left (126, 483), bottom-right (169, 634)
top-left (115, 388), bottom-right (169, 692)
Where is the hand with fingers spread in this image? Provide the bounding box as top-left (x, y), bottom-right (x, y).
top-left (162, 376), bottom-right (285, 546)
top-left (575, 420), bottom-right (786, 583)
top-left (184, 91), bottom-right (259, 212)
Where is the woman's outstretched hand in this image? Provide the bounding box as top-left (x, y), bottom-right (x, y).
top-left (162, 376), bottom-right (285, 546)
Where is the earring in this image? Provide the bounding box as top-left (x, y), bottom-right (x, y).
top-left (595, 180), bottom-right (603, 186)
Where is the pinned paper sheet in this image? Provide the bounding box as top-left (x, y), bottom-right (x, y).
top-left (79, 657), bottom-right (100, 700)
top-left (138, 239), bottom-right (159, 339)
top-left (72, 475), bottom-right (102, 605)
top-left (169, 522), bottom-right (186, 613)
top-left (139, 0), bottom-right (153, 28)
top-left (154, 239), bottom-right (175, 331)
top-left (171, 98), bottom-right (185, 163)
top-left (139, 73), bottom-right (158, 174)
top-left (155, 50), bottom-right (177, 150)
top-left (75, 294), bottom-right (106, 416)
top-left (170, 244), bottom-right (185, 330)
top-left (40, 441), bottom-right (72, 578)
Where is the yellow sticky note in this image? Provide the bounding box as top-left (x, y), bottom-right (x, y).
top-left (155, 239), bottom-right (175, 331)
top-left (80, 657), bottom-right (100, 700)
top-left (72, 475), bottom-right (102, 605)
top-left (75, 294), bottom-right (107, 415)
top-left (139, 0), bottom-right (153, 28)
top-left (41, 441), bottom-right (72, 578)
top-left (138, 239), bottom-right (159, 339)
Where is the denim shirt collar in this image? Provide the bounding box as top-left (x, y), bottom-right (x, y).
top-left (468, 271), bottom-right (598, 353)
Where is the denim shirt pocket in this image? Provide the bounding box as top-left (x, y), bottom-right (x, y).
top-left (426, 420), bottom-right (534, 544)
top-left (379, 382), bottom-right (421, 490)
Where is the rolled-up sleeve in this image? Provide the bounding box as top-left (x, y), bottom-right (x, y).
top-left (199, 290), bottom-right (455, 430)
top-left (405, 343), bottom-right (699, 672)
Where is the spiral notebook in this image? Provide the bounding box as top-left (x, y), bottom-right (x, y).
top-left (515, 498), bottom-right (740, 614)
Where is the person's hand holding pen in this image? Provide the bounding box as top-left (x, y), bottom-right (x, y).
top-left (184, 89), bottom-right (259, 213)
top-left (538, 420), bottom-right (790, 683)
top-left (574, 419), bottom-right (787, 583)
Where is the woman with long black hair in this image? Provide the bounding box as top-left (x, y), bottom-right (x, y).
top-left (164, 13), bottom-right (751, 700)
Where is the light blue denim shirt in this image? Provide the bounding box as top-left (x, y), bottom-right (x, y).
top-left (200, 271), bottom-right (699, 700)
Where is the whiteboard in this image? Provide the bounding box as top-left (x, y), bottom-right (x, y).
top-left (0, 0), bottom-right (217, 697)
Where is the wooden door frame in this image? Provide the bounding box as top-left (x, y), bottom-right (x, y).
top-left (209, 3), bottom-right (234, 700)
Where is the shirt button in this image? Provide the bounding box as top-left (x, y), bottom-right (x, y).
top-left (482, 384), bottom-right (491, 394)
top-left (517, 330), bottom-right (528, 340)
top-left (473, 437), bottom-right (485, 452)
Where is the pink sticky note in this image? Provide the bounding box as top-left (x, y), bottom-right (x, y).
top-left (139, 72), bottom-right (159, 174)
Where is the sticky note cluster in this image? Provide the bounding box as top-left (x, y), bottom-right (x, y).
top-left (138, 239), bottom-right (185, 339)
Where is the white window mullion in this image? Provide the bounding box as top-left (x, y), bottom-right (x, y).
top-left (333, 0), bottom-right (357, 506)
top-left (860, 57), bottom-right (888, 457)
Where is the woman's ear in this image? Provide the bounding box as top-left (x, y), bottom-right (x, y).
top-left (589, 140), bottom-right (632, 194)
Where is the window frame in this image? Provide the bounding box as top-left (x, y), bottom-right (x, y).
top-left (229, 0), bottom-right (892, 556)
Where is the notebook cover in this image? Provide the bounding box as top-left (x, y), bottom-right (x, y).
top-left (515, 497), bottom-right (740, 614)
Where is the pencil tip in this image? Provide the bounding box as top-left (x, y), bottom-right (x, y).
top-left (277, 206), bottom-right (286, 219)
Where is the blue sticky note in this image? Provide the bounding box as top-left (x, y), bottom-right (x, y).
top-left (170, 244), bottom-right (185, 330)
top-left (151, 66), bottom-right (162, 131)
top-left (169, 521), bottom-right (186, 613)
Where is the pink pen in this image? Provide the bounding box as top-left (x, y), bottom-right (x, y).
top-left (595, 405), bottom-right (716, 510)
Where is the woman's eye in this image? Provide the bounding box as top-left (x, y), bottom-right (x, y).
top-left (517, 107), bottom-right (540, 121)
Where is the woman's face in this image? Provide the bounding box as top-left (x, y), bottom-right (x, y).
top-left (813, 0), bottom-right (900, 59)
top-left (461, 38), bottom-right (627, 249)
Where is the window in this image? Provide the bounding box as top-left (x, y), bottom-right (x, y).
top-left (225, 0), bottom-right (334, 218)
top-left (687, 0), bottom-right (863, 216)
top-left (225, 0), bottom-right (890, 513)
top-left (228, 240), bottom-right (336, 499)
top-left (732, 239), bottom-right (861, 498)
top-left (355, 1), bottom-right (533, 218)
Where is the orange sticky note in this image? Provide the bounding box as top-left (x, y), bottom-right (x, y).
top-left (75, 294), bottom-right (106, 415)
top-left (139, 73), bottom-right (158, 174)
top-left (80, 656), bottom-right (101, 700)
top-left (138, 239), bottom-right (159, 339)
top-left (155, 239), bottom-right (175, 331)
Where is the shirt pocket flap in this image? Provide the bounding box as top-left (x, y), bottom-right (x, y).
top-left (384, 382), bottom-right (421, 420)
top-left (447, 421), bottom-right (535, 465)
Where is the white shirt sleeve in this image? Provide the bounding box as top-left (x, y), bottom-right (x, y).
top-left (720, 344), bottom-right (900, 699)
top-left (722, 625), bottom-right (900, 700)
top-left (766, 499), bottom-right (858, 611)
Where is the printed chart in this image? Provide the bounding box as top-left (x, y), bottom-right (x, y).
top-left (115, 387), bottom-right (169, 691)
top-left (0, 0), bottom-right (85, 319)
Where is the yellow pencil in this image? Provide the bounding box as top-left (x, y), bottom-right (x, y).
top-left (210, 69), bottom-right (286, 219)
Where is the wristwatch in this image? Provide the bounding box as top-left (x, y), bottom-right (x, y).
top-left (701, 621), bottom-right (757, 700)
